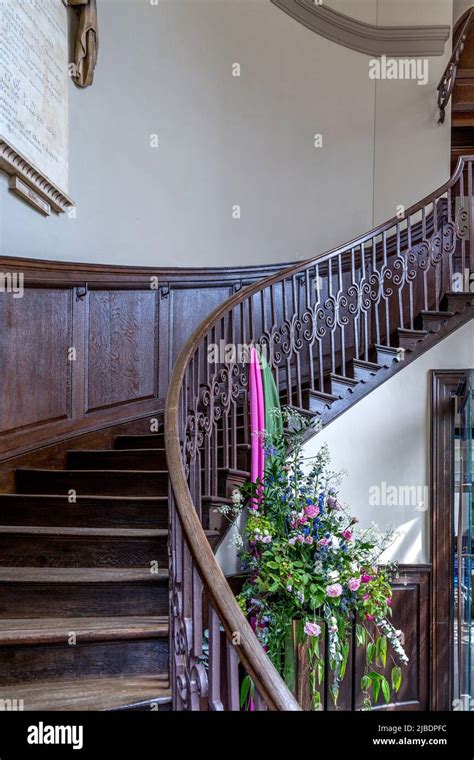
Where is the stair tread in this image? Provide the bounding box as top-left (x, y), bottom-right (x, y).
top-left (0, 494), bottom-right (168, 502)
top-left (0, 616), bottom-right (169, 645)
top-left (69, 449), bottom-right (165, 453)
top-left (0, 567), bottom-right (169, 583)
top-left (398, 328), bottom-right (428, 336)
top-left (0, 526), bottom-right (169, 537)
top-left (308, 389), bottom-right (339, 401)
top-left (329, 373), bottom-right (359, 387)
top-left (16, 469), bottom-right (169, 474)
top-left (420, 310), bottom-right (454, 317)
top-left (352, 358), bottom-right (382, 367)
top-left (0, 674), bottom-right (171, 711)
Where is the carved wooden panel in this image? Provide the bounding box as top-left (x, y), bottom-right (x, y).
top-left (0, 289), bottom-right (72, 434)
top-left (86, 290), bottom-right (158, 413)
top-left (171, 286), bottom-right (233, 361)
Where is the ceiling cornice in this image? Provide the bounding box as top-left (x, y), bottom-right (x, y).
top-left (271, 0), bottom-right (451, 57)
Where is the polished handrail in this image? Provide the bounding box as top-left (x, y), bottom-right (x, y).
top-left (437, 7), bottom-right (474, 124)
top-left (165, 155), bottom-right (473, 711)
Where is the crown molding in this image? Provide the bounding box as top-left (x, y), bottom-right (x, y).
top-left (271, 0), bottom-right (450, 57)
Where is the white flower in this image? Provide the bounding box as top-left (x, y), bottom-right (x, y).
top-left (327, 570), bottom-right (340, 582)
top-left (330, 536), bottom-right (340, 550)
top-left (313, 561), bottom-right (324, 573)
top-left (229, 534), bottom-right (244, 549)
top-left (231, 489), bottom-right (242, 506)
top-left (350, 561), bottom-right (359, 573)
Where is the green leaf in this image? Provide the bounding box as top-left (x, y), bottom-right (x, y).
top-left (340, 641), bottom-right (350, 680)
top-left (379, 636), bottom-right (387, 668)
top-left (391, 666), bottom-right (402, 693)
top-left (373, 678), bottom-right (381, 703)
top-left (367, 642), bottom-right (376, 665)
top-left (240, 675), bottom-right (252, 708)
top-left (317, 660), bottom-right (324, 685)
top-left (355, 623), bottom-right (366, 647)
top-left (381, 677), bottom-right (391, 705)
top-left (360, 674), bottom-right (371, 691)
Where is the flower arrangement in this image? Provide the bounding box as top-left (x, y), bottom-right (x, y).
top-left (224, 410), bottom-right (408, 710)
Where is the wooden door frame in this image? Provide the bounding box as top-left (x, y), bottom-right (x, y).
top-left (430, 369), bottom-right (467, 710)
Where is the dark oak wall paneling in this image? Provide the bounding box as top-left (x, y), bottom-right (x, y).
top-left (0, 256), bottom-right (287, 461)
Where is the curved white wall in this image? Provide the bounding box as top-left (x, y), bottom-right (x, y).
top-left (1, 0), bottom-right (452, 267)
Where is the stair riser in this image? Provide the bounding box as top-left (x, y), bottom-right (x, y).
top-left (0, 536), bottom-right (169, 568)
top-left (0, 498), bottom-right (167, 528)
top-left (68, 451), bottom-right (167, 471)
top-left (0, 638), bottom-right (168, 685)
top-left (16, 471), bottom-right (168, 497)
top-left (115, 435), bottom-right (165, 450)
top-left (0, 583), bottom-right (169, 618)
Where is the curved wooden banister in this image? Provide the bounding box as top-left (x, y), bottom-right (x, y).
top-left (438, 7), bottom-right (474, 124)
top-left (165, 155), bottom-right (474, 711)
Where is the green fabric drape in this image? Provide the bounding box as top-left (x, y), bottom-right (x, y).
top-left (258, 351), bottom-right (283, 442)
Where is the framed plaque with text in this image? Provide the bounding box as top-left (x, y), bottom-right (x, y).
top-left (0, 0), bottom-right (74, 214)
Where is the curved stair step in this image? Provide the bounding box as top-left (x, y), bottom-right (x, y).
top-left (0, 494), bottom-right (168, 528)
top-left (0, 526), bottom-right (219, 567)
top-left (15, 469), bottom-right (169, 497)
top-left (329, 373), bottom-right (359, 398)
top-left (115, 434), bottom-right (165, 450)
top-left (419, 310), bottom-right (454, 333)
top-left (350, 359), bottom-right (383, 382)
top-left (0, 567), bottom-right (169, 618)
top-left (397, 328), bottom-right (428, 352)
top-left (68, 449), bottom-right (167, 471)
top-left (375, 344), bottom-right (405, 366)
top-left (0, 675), bottom-right (171, 711)
top-left (0, 616), bottom-right (168, 646)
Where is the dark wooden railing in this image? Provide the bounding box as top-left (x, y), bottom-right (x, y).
top-left (438, 7), bottom-right (474, 124)
top-left (165, 156), bottom-right (474, 711)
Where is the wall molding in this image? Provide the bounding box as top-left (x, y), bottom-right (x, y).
top-left (0, 139), bottom-right (74, 214)
top-left (271, 0), bottom-right (450, 57)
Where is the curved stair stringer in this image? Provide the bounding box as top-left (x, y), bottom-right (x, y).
top-left (165, 156), bottom-right (474, 712)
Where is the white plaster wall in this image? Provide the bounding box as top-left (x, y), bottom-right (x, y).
top-left (0, 0), bottom-right (452, 268)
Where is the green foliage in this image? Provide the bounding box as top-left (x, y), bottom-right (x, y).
top-left (235, 408), bottom-right (408, 710)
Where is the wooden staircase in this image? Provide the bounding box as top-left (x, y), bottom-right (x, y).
top-left (296, 293), bottom-right (473, 427)
top-left (0, 429), bottom-right (174, 711)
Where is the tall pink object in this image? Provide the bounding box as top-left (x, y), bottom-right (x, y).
top-left (249, 347), bottom-right (265, 509)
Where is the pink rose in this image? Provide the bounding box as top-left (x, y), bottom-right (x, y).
top-left (305, 536), bottom-right (314, 545)
top-left (362, 593), bottom-right (370, 601)
top-left (361, 573), bottom-right (372, 583)
top-left (366, 614), bottom-right (374, 621)
top-left (296, 535), bottom-right (305, 544)
top-left (386, 597), bottom-right (392, 607)
top-left (326, 583), bottom-right (343, 598)
top-left (319, 538), bottom-right (330, 547)
top-left (304, 621), bottom-right (321, 637)
top-left (348, 577), bottom-right (361, 592)
top-left (304, 504), bottom-right (320, 519)
top-left (341, 529), bottom-right (353, 541)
